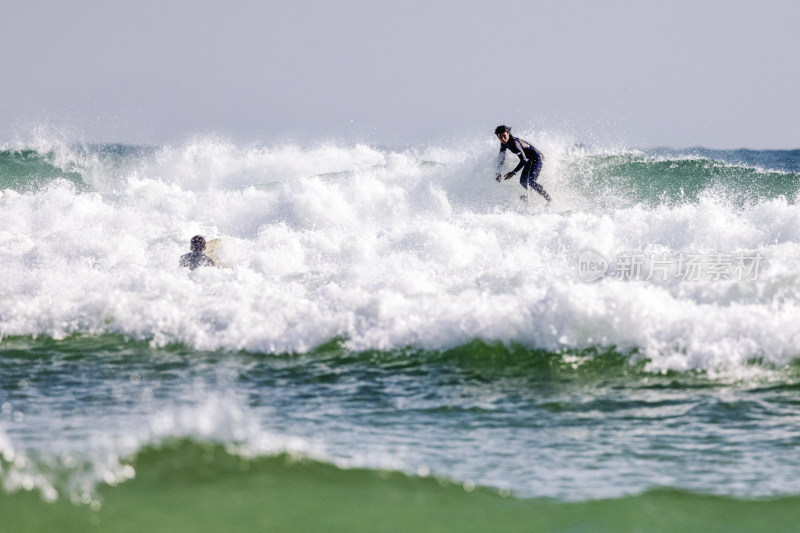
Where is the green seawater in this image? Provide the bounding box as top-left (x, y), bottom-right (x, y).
top-left (569, 149), bottom-right (800, 207)
top-left (0, 149), bottom-right (88, 192)
top-left (1, 439), bottom-right (798, 533)
top-left (4, 335), bottom-right (800, 518)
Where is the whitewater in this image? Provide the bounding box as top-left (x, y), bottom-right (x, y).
top-left (2, 135), bottom-right (800, 374)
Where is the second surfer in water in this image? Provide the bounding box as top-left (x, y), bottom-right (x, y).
top-left (494, 125), bottom-right (552, 203)
top-left (179, 235), bottom-right (215, 270)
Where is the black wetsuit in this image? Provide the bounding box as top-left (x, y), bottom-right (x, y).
top-left (498, 136), bottom-right (551, 201)
top-left (179, 251), bottom-right (215, 271)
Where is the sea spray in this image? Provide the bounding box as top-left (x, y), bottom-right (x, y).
top-left (2, 138), bottom-right (799, 372)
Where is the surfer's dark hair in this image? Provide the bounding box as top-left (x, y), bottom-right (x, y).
top-left (494, 125), bottom-right (511, 135)
top-left (190, 235), bottom-right (206, 252)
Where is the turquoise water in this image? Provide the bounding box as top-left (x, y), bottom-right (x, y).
top-left (2, 137), bottom-right (800, 529)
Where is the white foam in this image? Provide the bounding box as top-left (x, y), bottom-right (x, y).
top-left (0, 391), bottom-right (325, 502)
top-left (0, 424), bottom-right (59, 501)
top-left (2, 139), bottom-right (800, 375)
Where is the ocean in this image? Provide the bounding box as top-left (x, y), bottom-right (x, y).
top-left (1, 133), bottom-right (800, 531)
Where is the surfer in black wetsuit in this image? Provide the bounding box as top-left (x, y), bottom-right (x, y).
top-left (494, 125), bottom-right (552, 203)
top-left (179, 235), bottom-right (215, 270)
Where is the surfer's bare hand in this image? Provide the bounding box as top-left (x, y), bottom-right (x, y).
top-left (504, 172), bottom-right (515, 180)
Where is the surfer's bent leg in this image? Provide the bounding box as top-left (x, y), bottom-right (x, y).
top-left (519, 158), bottom-right (551, 202)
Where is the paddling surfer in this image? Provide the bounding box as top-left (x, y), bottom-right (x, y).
top-left (179, 235), bottom-right (215, 270)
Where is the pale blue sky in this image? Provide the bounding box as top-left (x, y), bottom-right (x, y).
top-left (1, 0), bottom-right (798, 148)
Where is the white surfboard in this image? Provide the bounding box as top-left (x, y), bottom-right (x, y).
top-left (205, 238), bottom-right (228, 268)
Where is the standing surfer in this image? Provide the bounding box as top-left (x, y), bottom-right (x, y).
top-left (494, 125), bottom-right (552, 203)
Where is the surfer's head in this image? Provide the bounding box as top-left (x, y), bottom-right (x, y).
top-left (494, 125), bottom-right (510, 143)
top-left (190, 235), bottom-right (206, 252)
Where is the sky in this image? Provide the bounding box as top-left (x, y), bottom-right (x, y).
top-left (1, 0), bottom-right (798, 149)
